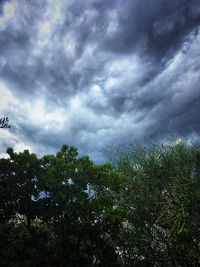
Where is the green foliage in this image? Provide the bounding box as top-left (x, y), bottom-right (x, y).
top-left (1, 138), bottom-right (200, 266)
top-left (104, 138), bottom-right (200, 266)
top-left (0, 145), bottom-right (125, 266)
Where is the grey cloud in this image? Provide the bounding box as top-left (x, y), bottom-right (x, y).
top-left (101, 0), bottom-right (200, 60)
top-left (0, 0), bottom-right (200, 162)
top-left (1, 0), bottom-right (199, 99)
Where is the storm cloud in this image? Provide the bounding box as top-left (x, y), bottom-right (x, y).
top-left (0, 0), bottom-right (200, 162)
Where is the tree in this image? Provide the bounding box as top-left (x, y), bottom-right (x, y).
top-left (1, 138), bottom-right (200, 266)
top-left (0, 145), bottom-right (125, 267)
top-left (104, 138), bottom-right (200, 266)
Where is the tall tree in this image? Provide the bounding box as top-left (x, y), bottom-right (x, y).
top-left (0, 145), bottom-right (125, 267)
top-left (104, 138), bottom-right (200, 266)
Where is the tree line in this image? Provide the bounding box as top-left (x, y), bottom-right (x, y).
top-left (0, 138), bottom-right (200, 266)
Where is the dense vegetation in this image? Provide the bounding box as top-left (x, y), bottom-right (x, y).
top-left (0, 138), bottom-right (200, 266)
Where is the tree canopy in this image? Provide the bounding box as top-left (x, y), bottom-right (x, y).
top-left (0, 138), bottom-right (200, 266)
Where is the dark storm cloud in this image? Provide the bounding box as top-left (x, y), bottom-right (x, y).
top-left (63, 0), bottom-right (200, 59)
top-left (0, 0), bottom-right (200, 161)
top-left (1, 0), bottom-right (199, 98)
top-left (101, 0), bottom-right (200, 59)
top-left (0, 0), bottom-right (106, 101)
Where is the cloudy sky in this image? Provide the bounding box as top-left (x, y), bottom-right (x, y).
top-left (0, 0), bottom-right (200, 162)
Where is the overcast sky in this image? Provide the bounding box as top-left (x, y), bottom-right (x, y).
top-left (0, 0), bottom-right (200, 162)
